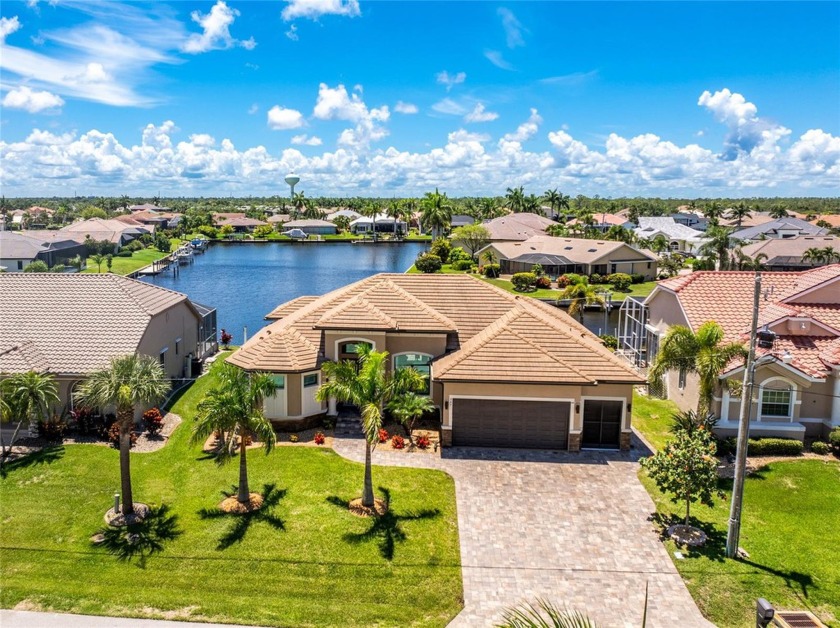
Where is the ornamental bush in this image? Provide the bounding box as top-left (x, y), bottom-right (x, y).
top-left (829, 428), bottom-right (840, 451)
top-left (415, 253), bottom-right (443, 273)
top-left (416, 434), bottom-right (431, 449)
top-left (451, 259), bottom-right (476, 271)
top-left (511, 272), bottom-right (537, 292)
top-left (608, 272), bottom-right (633, 291)
top-left (747, 438), bottom-right (803, 456)
top-left (37, 418), bottom-right (66, 442)
top-left (108, 423), bottom-right (138, 449)
top-left (378, 428), bottom-right (389, 443)
top-left (142, 407), bottom-right (164, 436)
top-left (564, 273), bottom-right (587, 286)
top-left (314, 431), bottom-right (326, 445)
top-left (589, 273), bottom-right (605, 285)
top-left (391, 434), bottom-right (406, 449)
top-left (811, 441), bottom-right (830, 455)
top-left (599, 334), bottom-right (618, 350)
top-left (447, 246), bottom-right (471, 263)
top-left (631, 273), bottom-right (646, 284)
top-left (483, 263), bottom-right (501, 278)
top-left (535, 275), bottom-right (552, 289)
top-left (429, 238), bottom-right (452, 263)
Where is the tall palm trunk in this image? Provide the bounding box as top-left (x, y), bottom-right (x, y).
top-left (238, 428), bottom-right (250, 503)
top-left (362, 441), bottom-right (374, 507)
top-left (117, 406), bottom-right (134, 515)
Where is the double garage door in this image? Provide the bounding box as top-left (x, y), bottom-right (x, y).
top-left (452, 399), bottom-right (570, 449)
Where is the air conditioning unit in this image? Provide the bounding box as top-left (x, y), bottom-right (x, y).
top-left (773, 610), bottom-right (828, 628)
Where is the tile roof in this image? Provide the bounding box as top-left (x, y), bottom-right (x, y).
top-left (58, 218), bottom-right (151, 244)
top-left (0, 274), bottom-right (194, 375)
top-left (486, 235), bottom-right (656, 264)
top-left (567, 212), bottom-right (630, 227)
top-left (634, 217), bottom-right (707, 241)
top-left (739, 235), bottom-right (840, 263)
top-left (265, 296), bottom-right (321, 320)
top-left (810, 214), bottom-right (840, 228)
top-left (481, 214), bottom-right (556, 241)
top-left (731, 217), bottom-right (828, 241)
top-left (0, 231), bottom-right (82, 260)
top-left (284, 219), bottom-right (336, 228)
top-left (229, 273), bottom-right (643, 384)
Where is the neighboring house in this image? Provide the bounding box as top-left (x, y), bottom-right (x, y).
top-left (212, 212), bottom-right (246, 225)
top-left (267, 214), bottom-right (292, 226)
top-left (634, 217), bottom-right (707, 253)
top-left (567, 213), bottom-right (634, 234)
top-left (480, 213), bottom-right (556, 242)
top-left (283, 219), bottom-right (338, 236)
top-left (451, 214), bottom-right (475, 229)
top-left (118, 210), bottom-right (180, 230)
top-left (481, 235), bottom-right (658, 279)
top-left (228, 274), bottom-right (644, 450)
top-left (349, 214), bottom-right (407, 235)
top-left (809, 214), bottom-right (840, 232)
top-left (0, 231), bottom-right (87, 271)
top-left (217, 216), bottom-right (268, 233)
top-left (0, 274), bottom-right (218, 414)
top-left (739, 236), bottom-right (840, 270)
top-left (670, 211), bottom-right (708, 231)
top-left (327, 209), bottom-right (362, 221)
top-left (56, 218), bottom-right (151, 249)
top-left (721, 210), bottom-right (807, 229)
top-left (619, 266), bottom-right (840, 441)
top-left (129, 203), bottom-right (171, 212)
top-left (729, 217), bottom-right (825, 242)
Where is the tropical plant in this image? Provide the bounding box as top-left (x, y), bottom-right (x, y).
top-left (558, 283), bottom-right (605, 322)
top-left (497, 598), bottom-right (597, 628)
top-left (451, 224), bottom-right (491, 259)
top-left (768, 204), bottom-right (790, 219)
top-left (698, 226), bottom-right (733, 270)
top-left (726, 201), bottom-right (752, 229)
top-left (0, 371), bottom-right (59, 452)
top-left (22, 260), bottom-right (49, 273)
top-left (89, 253), bottom-right (106, 273)
top-left (105, 253), bottom-right (113, 272)
top-left (605, 225), bottom-right (632, 244)
top-left (703, 201), bottom-right (725, 226)
top-left (649, 321), bottom-right (747, 416)
top-left (505, 186), bottom-right (526, 213)
top-left (191, 364), bottom-right (277, 505)
top-left (420, 188), bottom-right (453, 239)
top-left (669, 409), bottom-right (719, 436)
top-left (316, 346), bottom-right (426, 508)
top-left (360, 202), bottom-right (381, 242)
top-left (387, 393), bottom-right (434, 445)
top-left (511, 272), bottom-right (538, 292)
top-left (75, 355), bottom-right (170, 516)
top-left (658, 254), bottom-right (683, 277)
top-left (429, 237), bottom-right (452, 263)
top-left (414, 253), bottom-right (442, 273)
top-left (542, 189), bottom-right (571, 220)
top-left (640, 426), bottom-right (723, 526)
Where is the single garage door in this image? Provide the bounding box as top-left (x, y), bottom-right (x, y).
top-left (581, 399), bottom-right (623, 449)
top-left (452, 398), bottom-right (570, 449)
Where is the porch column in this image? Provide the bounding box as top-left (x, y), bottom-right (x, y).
top-left (328, 396), bottom-right (337, 417)
top-left (832, 367), bottom-right (840, 428)
top-left (721, 389), bottom-right (730, 422)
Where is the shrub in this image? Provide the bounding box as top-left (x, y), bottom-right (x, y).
top-left (530, 263), bottom-right (544, 276)
top-left (289, 434), bottom-right (299, 443)
top-left (197, 225), bottom-right (219, 239)
top-left (608, 272), bottom-right (633, 291)
top-left (564, 273), bottom-right (587, 286)
top-left (415, 253), bottom-right (443, 273)
top-left (589, 273), bottom-right (604, 285)
top-left (747, 438), bottom-right (803, 456)
top-left (108, 423), bottom-right (138, 449)
top-left (220, 329), bottom-right (233, 348)
top-left (451, 259), bottom-right (476, 271)
top-left (716, 437), bottom-right (737, 457)
top-left (154, 233), bottom-right (172, 253)
top-left (535, 275), bottom-right (552, 289)
top-left (483, 263), bottom-right (500, 278)
top-left (829, 428), bottom-right (840, 451)
top-left (253, 224), bottom-right (274, 238)
top-left (447, 246), bottom-right (471, 263)
top-left (416, 434), bottom-right (431, 449)
top-left (142, 407), bottom-right (164, 436)
top-left (811, 441), bottom-right (830, 455)
top-left (391, 434), bottom-right (405, 449)
top-left (511, 272), bottom-right (537, 292)
top-left (125, 240), bottom-right (145, 252)
top-left (37, 418), bottom-right (66, 442)
top-left (69, 408), bottom-right (101, 436)
top-left (556, 275), bottom-right (571, 288)
top-left (116, 250), bottom-right (133, 257)
top-left (429, 238), bottom-right (451, 263)
top-left (599, 334), bottom-right (618, 350)
top-left (321, 415), bottom-right (336, 430)
top-left (23, 260), bottom-right (49, 273)
top-left (631, 273), bottom-right (646, 284)
top-left (314, 431), bottom-right (326, 445)
top-left (378, 428), bottom-right (389, 443)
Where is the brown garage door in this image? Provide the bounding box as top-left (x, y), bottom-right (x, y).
top-left (452, 398), bottom-right (570, 449)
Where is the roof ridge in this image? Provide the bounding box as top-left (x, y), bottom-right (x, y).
top-left (434, 308), bottom-right (521, 376)
top-left (504, 324), bottom-right (592, 381)
top-left (360, 278), bottom-right (459, 331)
top-left (318, 294), bottom-right (398, 328)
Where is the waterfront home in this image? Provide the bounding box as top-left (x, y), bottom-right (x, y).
top-left (670, 211), bottom-right (708, 231)
top-left (55, 218), bottom-right (151, 250)
top-left (480, 235), bottom-right (658, 280)
top-left (479, 213), bottom-right (556, 242)
top-left (0, 231), bottom-right (87, 271)
top-left (451, 214), bottom-right (475, 229)
top-left (634, 217), bottom-right (707, 253)
top-left (730, 217), bottom-right (827, 242)
top-left (739, 236), bottom-right (840, 270)
top-left (118, 210), bottom-right (180, 231)
top-left (350, 214), bottom-right (407, 235)
top-left (619, 266), bottom-right (840, 441)
top-left (217, 216), bottom-right (268, 233)
top-left (567, 212), bottom-right (635, 234)
top-left (0, 274), bottom-right (217, 414)
top-left (228, 273), bottom-right (644, 450)
top-left (326, 208), bottom-right (362, 221)
top-left (283, 219), bottom-right (339, 236)
top-left (267, 214), bottom-right (292, 226)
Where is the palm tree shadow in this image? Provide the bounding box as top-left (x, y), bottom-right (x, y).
top-left (0, 445), bottom-right (65, 479)
top-left (198, 483), bottom-right (286, 550)
top-left (93, 504), bottom-right (182, 568)
top-left (327, 487), bottom-right (440, 560)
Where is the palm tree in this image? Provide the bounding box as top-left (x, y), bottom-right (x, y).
top-left (498, 599), bottom-right (597, 628)
top-left (191, 364), bottom-right (277, 506)
top-left (75, 355), bottom-right (170, 516)
top-left (605, 225), bottom-right (632, 244)
top-left (387, 393), bottom-right (434, 445)
top-left (803, 247), bottom-right (825, 267)
top-left (90, 253), bottom-right (106, 273)
top-left (1, 371), bottom-right (59, 442)
top-left (360, 202), bottom-right (381, 242)
top-left (821, 246), bottom-right (840, 264)
top-left (542, 189), bottom-right (570, 220)
top-left (316, 346), bottom-right (425, 508)
top-left (649, 321), bottom-right (747, 416)
top-left (699, 226), bottom-right (733, 270)
top-left (769, 204), bottom-right (790, 219)
top-left (420, 188), bottom-right (453, 240)
top-left (505, 186), bottom-right (526, 213)
top-left (558, 283), bottom-right (606, 323)
top-left (726, 201), bottom-right (752, 229)
top-left (524, 193), bottom-right (542, 214)
top-left (386, 200), bottom-right (402, 239)
top-left (703, 201), bottom-right (725, 227)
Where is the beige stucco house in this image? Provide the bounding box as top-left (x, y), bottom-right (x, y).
top-left (228, 273), bottom-right (644, 451)
top-left (625, 266), bottom-right (840, 441)
top-left (0, 274), bottom-right (217, 416)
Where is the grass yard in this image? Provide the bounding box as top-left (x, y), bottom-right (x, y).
top-left (641, 460), bottom-right (840, 627)
top-left (631, 390), bottom-right (681, 452)
top-left (0, 358), bottom-right (463, 627)
top-left (82, 238), bottom-right (183, 276)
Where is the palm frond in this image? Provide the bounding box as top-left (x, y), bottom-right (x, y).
top-left (497, 598), bottom-right (597, 628)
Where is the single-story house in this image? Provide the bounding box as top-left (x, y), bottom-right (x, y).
top-left (621, 265), bottom-right (840, 441)
top-left (809, 214), bottom-right (840, 232)
top-left (634, 217), bottom-right (707, 253)
top-left (118, 210), bottom-right (180, 231)
top-left (56, 218), bottom-right (151, 249)
top-left (217, 216), bottom-right (268, 233)
top-left (129, 203), bottom-right (171, 213)
top-left (451, 214), bottom-right (475, 229)
top-left (670, 211), bottom-right (707, 231)
top-left (481, 235), bottom-right (658, 279)
top-left (730, 217), bottom-right (828, 242)
top-left (0, 231), bottom-right (87, 271)
top-left (480, 213), bottom-right (556, 242)
top-left (567, 212), bottom-right (635, 234)
top-left (283, 219), bottom-right (339, 236)
top-left (228, 273), bottom-right (644, 450)
top-left (0, 274), bottom-right (218, 415)
top-left (738, 236), bottom-right (840, 270)
top-left (349, 214), bottom-right (407, 235)
top-left (267, 214), bottom-right (292, 226)
top-left (327, 209), bottom-right (362, 221)
top-left (721, 210), bottom-right (807, 229)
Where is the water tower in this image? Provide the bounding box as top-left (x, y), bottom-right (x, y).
top-left (284, 173), bottom-right (300, 201)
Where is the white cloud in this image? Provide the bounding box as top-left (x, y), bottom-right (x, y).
top-left (539, 70), bottom-right (598, 86)
top-left (394, 101), bottom-right (418, 115)
top-left (503, 108), bottom-right (542, 142)
top-left (267, 105), bottom-right (305, 130)
top-left (291, 134), bottom-right (323, 146)
top-left (281, 0), bottom-right (360, 21)
top-left (431, 98), bottom-right (467, 116)
top-left (313, 83), bottom-right (389, 149)
top-left (2, 86), bottom-right (64, 113)
top-left (182, 1), bottom-right (256, 54)
top-left (436, 70), bottom-right (466, 91)
top-left (0, 15), bottom-right (21, 42)
top-left (248, 103), bottom-right (259, 115)
top-left (286, 24), bottom-right (299, 40)
top-left (498, 8), bottom-right (526, 48)
top-left (484, 50), bottom-right (515, 71)
top-left (464, 103), bottom-right (499, 123)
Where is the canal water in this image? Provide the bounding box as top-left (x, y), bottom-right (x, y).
top-left (141, 241), bottom-right (621, 344)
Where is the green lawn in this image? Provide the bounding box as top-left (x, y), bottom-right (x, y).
top-left (641, 460), bottom-right (840, 627)
top-left (631, 390), bottom-right (681, 452)
top-left (0, 357), bottom-right (463, 627)
top-left (83, 239), bottom-right (183, 276)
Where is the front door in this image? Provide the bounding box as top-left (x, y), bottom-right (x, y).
top-left (581, 399), bottom-right (623, 449)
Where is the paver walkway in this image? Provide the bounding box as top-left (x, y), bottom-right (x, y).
top-left (333, 433), bottom-right (714, 628)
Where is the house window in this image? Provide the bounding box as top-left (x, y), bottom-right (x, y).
top-left (303, 373), bottom-right (319, 388)
top-left (17, 261), bottom-right (23, 270)
top-left (271, 375), bottom-right (285, 389)
top-left (761, 388), bottom-right (792, 418)
top-left (678, 368), bottom-right (687, 390)
top-left (175, 338), bottom-right (181, 355)
top-left (394, 353), bottom-right (431, 395)
top-left (647, 262), bottom-right (651, 269)
top-left (340, 342), bottom-right (369, 355)
top-left (159, 348), bottom-right (167, 366)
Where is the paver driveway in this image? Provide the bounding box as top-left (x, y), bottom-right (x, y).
top-left (333, 436), bottom-right (714, 628)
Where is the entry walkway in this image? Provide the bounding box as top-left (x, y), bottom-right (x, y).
top-left (333, 433), bottom-right (714, 628)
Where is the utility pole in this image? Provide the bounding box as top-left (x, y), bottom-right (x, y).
top-left (726, 271), bottom-right (761, 558)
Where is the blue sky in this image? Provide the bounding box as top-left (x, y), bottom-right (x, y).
top-left (1, 1), bottom-right (838, 197)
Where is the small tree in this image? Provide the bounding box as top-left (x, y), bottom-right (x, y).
top-left (220, 224), bottom-right (235, 238)
top-left (429, 237), bottom-right (452, 263)
top-left (154, 233), bottom-right (172, 252)
top-left (415, 253), bottom-right (442, 273)
top-left (105, 254), bottom-right (113, 272)
top-left (90, 253), bottom-right (106, 273)
top-left (608, 272), bottom-right (632, 291)
top-left (387, 393), bottom-right (434, 445)
top-left (640, 427), bottom-right (723, 526)
top-left (22, 260), bottom-right (49, 273)
top-left (511, 272), bottom-right (537, 292)
top-left (451, 224), bottom-right (491, 259)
